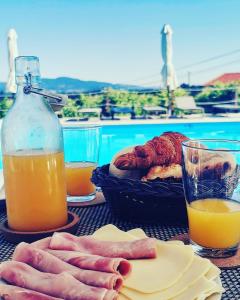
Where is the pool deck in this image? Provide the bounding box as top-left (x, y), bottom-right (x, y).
top-left (61, 115), bottom-right (240, 127)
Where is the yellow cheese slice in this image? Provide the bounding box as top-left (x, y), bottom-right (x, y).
top-left (93, 224), bottom-right (138, 241)
top-left (205, 292), bottom-right (222, 300)
top-left (199, 277), bottom-right (224, 300)
top-left (205, 264), bottom-right (221, 281)
top-left (119, 294), bottom-right (129, 300)
top-left (128, 228), bottom-right (222, 291)
top-left (127, 227), bottom-right (223, 299)
top-left (125, 244), bottom-right (194, 293)
top-left (197, 288), bottom-right (224, 300)
top-left (172, 277), bottom-right (221, 300)
top-left (93, 225), bottom-right (194, 293)
top-left (127, 228), bottom-right (184, 245)
top-left (94, 225), bottom-right (223, 299)
top-left (121, 256), bottom-right (211, 300)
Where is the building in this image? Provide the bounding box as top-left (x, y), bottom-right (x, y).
top-left (205, 73), bottom-right (240, 86)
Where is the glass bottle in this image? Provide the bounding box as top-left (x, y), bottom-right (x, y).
top-left (1, 56), bottom-right (68, 231)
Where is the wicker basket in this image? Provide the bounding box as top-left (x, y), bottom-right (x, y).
top-left (92, 164), bottom-right (188, 225)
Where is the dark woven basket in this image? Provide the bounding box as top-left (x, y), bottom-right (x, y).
top-left (92, 164), bottom-right (188, 225)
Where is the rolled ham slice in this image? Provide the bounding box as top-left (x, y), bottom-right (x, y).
top-left (47, 249), bottom-right (131, 276)
top-left (0, 261), bottom-right (118, 300)
top-left (0, 284), bottom-right (62, 300)
top-left (49, 232), bottom-right (157, 259)
top-left (13, 243), bottom-right (122, 291)
top-left (31, 237), bottom-right (51, 249)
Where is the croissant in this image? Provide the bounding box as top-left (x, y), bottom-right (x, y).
top-left (114, 132), bottom-right (189, 170)
top-left (142, 164), bottom-right (182, 181)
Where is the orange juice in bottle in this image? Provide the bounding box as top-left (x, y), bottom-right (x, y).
top-left (1, 56), bottom-right (67, 231)
top-left (3, 151), bottom-right (67, 231)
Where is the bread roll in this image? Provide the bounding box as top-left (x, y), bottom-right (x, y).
top-left (109, 147), bottom-right (142, 179)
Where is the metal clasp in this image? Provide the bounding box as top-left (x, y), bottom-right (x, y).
top-left (23, 73), bottom-right (67, 107)
top-left (23, 86), bottom-right (63, 103)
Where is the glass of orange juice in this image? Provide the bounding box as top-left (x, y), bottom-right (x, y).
top-left (182, 139), bottom-right (240, 258)
top-left (64, 126), bottom-right (101, 203)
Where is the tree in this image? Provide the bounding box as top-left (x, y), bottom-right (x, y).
top-left (62, 99), bottom-right (78, 117)
top-left (195, 83), bottom-right (236, 104)
top-left (60, 88), bottom-right (189, 118)
top-left (0, 97), bottom-right (13, 118)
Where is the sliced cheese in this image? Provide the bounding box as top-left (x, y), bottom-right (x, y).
top-left (125, 243), bottom-right (194, 293)
top-left (93, 225), bottom-right (223, 298)
top-left (197, 289), bottom-right (224, 300)
top-left (93, 224), bottom-right (136, 241)
top-left (172, 277), bottom-right (221, 300)
top-left (119, 294), bottom-right (129, 300)
top-left (127, 228), bottom-right (184, 245)
top-left (205, 265), bottom-right (221, 281)
top-left (93, 224), bottom-right (194, 293)
top-left (199, 278), bottom-right (224, 300)
top-left (121, 256), bottom-right (211, 300)
top-left (205, 292), bottom-right (222, 300)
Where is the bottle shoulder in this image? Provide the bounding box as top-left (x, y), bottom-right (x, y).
top-left (1, 101), bottom-right (63, 154)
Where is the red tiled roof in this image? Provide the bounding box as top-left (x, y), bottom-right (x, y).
top-left (205, 73), bottom-right (240, 86)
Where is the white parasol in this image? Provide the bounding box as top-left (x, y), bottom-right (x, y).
top-left (161, 24), bottom-right (177, 116)
top-left (6, 29), bottom-right (18, 93)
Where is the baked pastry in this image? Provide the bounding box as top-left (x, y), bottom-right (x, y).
top-left (142, 164), bottom-right (182, 181)
top-left (114, 132), bottom-right (188, 170)
top-left (186, 150), bottom-right (236, 179)
top-left (109, 147), bottom-right (142, 179)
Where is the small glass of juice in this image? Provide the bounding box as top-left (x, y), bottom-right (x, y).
top-left (182, 139), bottom-right (240, 258)
top-left (64, 126), bottom-right (101, 203)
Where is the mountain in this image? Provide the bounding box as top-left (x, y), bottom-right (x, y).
top-left (0, 77), bottom-right (142, 93)
top-left (41, 77), bottom-right (142, 93)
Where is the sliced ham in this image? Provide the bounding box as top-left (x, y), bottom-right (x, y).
top-left (13, 242), bottom-right (122, 291)
top-left (0, 261), bottom-right (118, 300)
top-left (47, 249), bottom-right (131, 276)
top-left (49, 232), bottom-right (157, 259)
top-left (31, 237), bottom-right (51, 249)
top-left (0, 284), bottom-right (62, 300)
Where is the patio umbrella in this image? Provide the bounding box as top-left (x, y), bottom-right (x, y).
top-left (6, 28), bottom-right (18, 93)
top-left (161, 24), bottom-right (178, 116)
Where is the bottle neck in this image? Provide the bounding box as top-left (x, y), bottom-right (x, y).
top-left (16, 77), bottom-right (41, 87)
top-left (15, 74), bottom-right (41, 101)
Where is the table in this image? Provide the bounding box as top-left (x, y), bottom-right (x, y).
top-left (213, 104), bottom-right (240, 114)
top-left (0, 203), bottom-right (240, 299)
top-left (78, 108), bottom-right (101, 118)
top-left (142, 106), bottom-right (167, 118)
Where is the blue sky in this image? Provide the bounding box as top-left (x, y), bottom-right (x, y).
top-left (0, 0), bottom-right (240, 86)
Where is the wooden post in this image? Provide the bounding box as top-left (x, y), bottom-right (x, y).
top-left (167, 86), bottom-right (171, 117)
top-left (167, 86), bottom-right (175, 117)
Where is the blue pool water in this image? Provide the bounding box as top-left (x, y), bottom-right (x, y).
top-left (0, 121), bottom-right (239, 168)
top-left (97, 121), bottom-right (239, 165)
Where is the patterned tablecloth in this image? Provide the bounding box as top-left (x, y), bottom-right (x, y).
top-left (0, 203), bottom-right (239, 300)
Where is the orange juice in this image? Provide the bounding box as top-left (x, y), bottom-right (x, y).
top-left (65, 162), bottom-right (96, 196)
top-left (187, 198), bottom-right (240, 248)
top-left (3, 151), bottom-right (67, 231)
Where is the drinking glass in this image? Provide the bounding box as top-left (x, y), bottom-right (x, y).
top-left (182, 139), bottom-right (240, 258)
top-left (63, 125), bottom-right (101, 203)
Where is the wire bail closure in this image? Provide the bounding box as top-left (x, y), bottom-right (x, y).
top-left (23, 72), bottom-right (65, 104)
top-left (23, 85), bottom-right (63, 103)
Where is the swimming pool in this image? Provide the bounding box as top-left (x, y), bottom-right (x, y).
top-left (97, 121), bottom-right (239, 165)
top-left (0, 120), bottom-right (239, 168)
